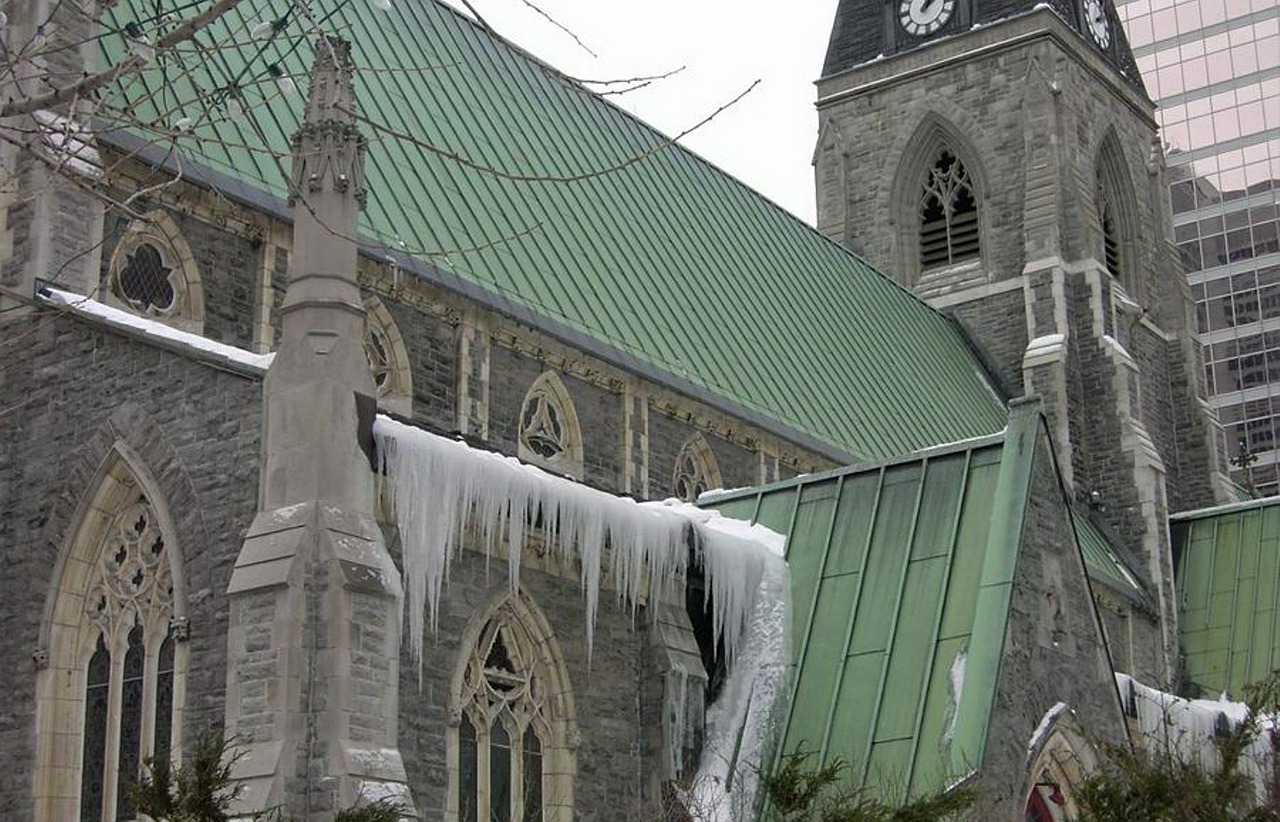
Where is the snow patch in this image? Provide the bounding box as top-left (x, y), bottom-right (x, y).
top-left (38, 287), bottom-right (275, 371)
top-left (1026, 333), bottom-right (1066, 351)
top-left (943, 649), bottom-right (968, 742)
top-left (1026, 701), bottom-right (1070, 762)
top-left (33, 110), bottom-right (102, 180)
top-left (1116, 673), bottom-right (1274, 800)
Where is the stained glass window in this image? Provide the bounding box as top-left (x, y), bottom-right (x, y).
top-left (490, 723), bottom-right (512, 822)
top-left (154, 632), bottom-right (176, 764)
top-left (75, 488), bottom-right (178, 818)
top-left (454, 602), bottom-right (566, 822)
top-left (81, 635), bottom-right (110, 822)
top-left (460, 715), bottom-right (478, 822)
top-left (522, 733), bottom-right (543, 822)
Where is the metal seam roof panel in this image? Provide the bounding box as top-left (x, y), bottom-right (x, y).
top-left (702, 408), bottom-right (1038, 798)
top-left (100, 0), bottom-right (1007, 459)
top-left (1174, 498), bottom-right (1280, 697)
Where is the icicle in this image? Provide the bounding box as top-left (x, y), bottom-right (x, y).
top-left (373, 415), bottom-right (794, 816)
top-left (372, 416), bottom-right (785, 670)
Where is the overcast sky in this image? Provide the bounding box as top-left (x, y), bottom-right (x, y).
top-left (441, 0), bottom-right (842, 225)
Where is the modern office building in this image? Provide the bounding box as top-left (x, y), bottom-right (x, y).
top-left (1116, 0), bottom-right (1280, 495)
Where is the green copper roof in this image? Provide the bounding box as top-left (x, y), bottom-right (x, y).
top-left (701, 404), bottom-right (1045, 797)
top-left (1071, 510), bottom-right (1144, 597)
top-left (99, 0), bottom-right (1005, 460)
top-left (1172, 498), bottom-right (1280, 698)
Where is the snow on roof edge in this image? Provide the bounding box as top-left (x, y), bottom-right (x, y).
top-left (38, 287), bottom-right (275, 373)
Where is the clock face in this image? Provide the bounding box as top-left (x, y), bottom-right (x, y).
top-left (1084, 0), bottom-right (1110, 47)
top-left (899, 0), bottom-right (956, 36)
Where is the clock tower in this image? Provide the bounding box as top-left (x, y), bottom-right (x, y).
top-left (814, 0), bottom-right (1232, 711)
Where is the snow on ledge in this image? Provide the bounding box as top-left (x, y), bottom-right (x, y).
top-left (373, 415), bottom-right (791, 820)
top-left (38, 287), bottom-right (275, 372)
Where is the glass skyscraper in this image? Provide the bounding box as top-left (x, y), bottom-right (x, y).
top-left (1116, 0), bottom-right (1280, 495)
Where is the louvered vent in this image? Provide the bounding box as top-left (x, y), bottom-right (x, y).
top-left (1101, 199), bottom-right (1121, 279)
top-left (920, 151), bottom-right (980, 270)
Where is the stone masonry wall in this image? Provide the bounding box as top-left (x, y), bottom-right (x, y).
top-left (946, 290), bottom-right (1027, 397)
top-left (0, 312), bottom-right (262, 821)
top-left (980, 429), bottom-right (1126, 816)
top-left (381, 297), bottom-right (456, 429)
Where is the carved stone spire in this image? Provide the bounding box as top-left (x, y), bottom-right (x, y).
top-left (289, 36), bottom-right (367, 208)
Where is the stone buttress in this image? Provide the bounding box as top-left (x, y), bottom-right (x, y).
top-left (223, 38), bottom-right (414, 818)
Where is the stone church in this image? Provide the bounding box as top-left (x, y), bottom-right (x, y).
top-left (0, 0), bottom-right (1275, 820)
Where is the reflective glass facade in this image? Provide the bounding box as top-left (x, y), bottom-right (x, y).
top-left (1117, 0), bottom-right (1280, 495)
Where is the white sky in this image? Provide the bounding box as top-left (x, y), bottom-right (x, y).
top-left (441, 0), bottom-right (842, 225)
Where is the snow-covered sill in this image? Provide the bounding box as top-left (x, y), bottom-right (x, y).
top-left (37, 286), bottom-right (275, 375)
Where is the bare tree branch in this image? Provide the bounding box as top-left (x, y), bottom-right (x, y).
top-left (342, 78), bottom-right (760, 184)
top-left (0, 0), bottom-right (250, 118)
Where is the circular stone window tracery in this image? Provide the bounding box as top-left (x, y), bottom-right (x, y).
top-left (105, 212), bottom-right (204, 333)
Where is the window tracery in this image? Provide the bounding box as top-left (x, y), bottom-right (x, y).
top-left (919, 149), bottom-right (980, 269)
top-left (106, 211), bottom-right (204, 333)
top-left (672, 435), bottom-right (722, 502)
top-left (517, 372), bottom-right (583, 478)
top-left (34, 451), bottom-right (185, 822)
top-left (363, 294), bottom-right (413, 415)
top-left (450, 593), bottom-right (575, 822)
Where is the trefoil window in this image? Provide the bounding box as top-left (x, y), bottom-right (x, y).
top-left (516, 372), bottom-right (583, 478)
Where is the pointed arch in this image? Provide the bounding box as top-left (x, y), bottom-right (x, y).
top-left (33, 443), bottom-right (187, 822)
top-left (1095, 130), bottom-right (1143, 299)
top-left (447, 589), bottom-right (577, 822)
top-left (672, 434), bottom-right (723, 502)
top-left (517, 371), bottom-right (584, 478)
top-left (105, 210), bottom-right (205, 333)
top-left (1022, 709), bottom-right (1100, 822)
top-left (363, 293), bottom-right (413, 416)
top-left (889, 114), bottom-right (987, 285)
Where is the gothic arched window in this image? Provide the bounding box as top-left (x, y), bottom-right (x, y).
top-left (363, 294), bottom-right (413, 415)
top-left (517, 372), bottom-right (583, 478)
top-left (106, 211), bottom-right (205, 333)
top-left (920, 149), bottom-right (980, 270)
top-left (672, 434), bottom-right (723, 502)
top-left (450, 592), bottom-right (576, 822)
top-left (1095, 134), bottom-right (1140, 297)
top-left (34, 449), bottom-right (185, 822)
